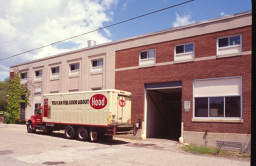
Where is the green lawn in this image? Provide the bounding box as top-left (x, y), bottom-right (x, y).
top-left (182, 145), bottom-right (250, 158)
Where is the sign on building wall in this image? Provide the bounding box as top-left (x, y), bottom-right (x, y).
top-left (35, 88), bottom-right (41, 93)
top-left (184, 101), bottom-right (190, 112)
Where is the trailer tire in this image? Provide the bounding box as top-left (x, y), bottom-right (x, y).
top-left (27, 122), bottom-right (35, 133)
top-left (65, 126), bottom-right (75, 139)
top-left (77, 127), bottom-right (88, 141)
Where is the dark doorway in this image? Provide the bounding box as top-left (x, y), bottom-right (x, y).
top-left (20, 103), bottom-right (25, 119)
top-left (146, 88), bottom-right (182, 140)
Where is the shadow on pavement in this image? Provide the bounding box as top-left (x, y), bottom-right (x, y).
top-left (30, 131), bottom-right (129, 145)
top-left (93, 139), bottom-right (130, 145)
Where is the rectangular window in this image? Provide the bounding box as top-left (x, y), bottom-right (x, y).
top-left (140, 50), bottom-right (155, 59)
top-left (218, 35), bottom-right (241, 48)
top-left (175, 43), bottom-right (194, 61)
top-left (195, 96), bottom-right (240, 118)
top-left (21, 73), bottom-right (27, 79)
top-left (91, 59), bottom-right (103, 73)
top-left (35, 70), bottom-right (42, 78)
top-left (225, 96), bottom-right (241, 117)
top-left (210, 97), bottom-right (224, 117)
top-left (194, 77), bottom-right (242, 119)
top-left (92, 59), bottom-right (103, 68)
top-left (51, 67), bottom-right (59, 74)
top-left (217, 35), bottom-right (241, 55)
top-left (175, 43), bottom-right (194, 54)
top-left (92, 87), bottom-right (101, 91)
top-left (69, 63), bottom-right (80, 76)
top-left (139, 50), bottom-right (156, 66)
top-left (195, 98), bottom-right (208, 117)
top-left (70, 63), bottom-right (79, 71)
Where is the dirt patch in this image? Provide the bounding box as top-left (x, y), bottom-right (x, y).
top-left (0, 150), bottom-right (14, 155)
top-left (43, 161), bottom-right (65, 165)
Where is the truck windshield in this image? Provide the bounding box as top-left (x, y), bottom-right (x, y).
top-left (37, 108), bottom-right (42, 115)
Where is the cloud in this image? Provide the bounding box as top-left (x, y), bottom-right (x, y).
top-left (173, 13), bottom-right (195, 27)
top-left (0, 0), bottom-right (119, 80)
top-left (220, 12), bottom-right (228, 16)
top-left (0, 64), bottom-right (9, 80)
top-left (122, 0), bottom-right (132, 10)
top-left (123, 1), bottom-right (127, 8)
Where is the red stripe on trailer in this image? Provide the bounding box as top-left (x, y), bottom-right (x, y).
top-left (43, 121), bottom-right (109, 128)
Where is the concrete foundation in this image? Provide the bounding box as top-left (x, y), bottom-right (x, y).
top-left (183, 131), bottom-right (251, 154)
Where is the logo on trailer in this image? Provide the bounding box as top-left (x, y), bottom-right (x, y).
top-left (119, 99), bottom-right (126, 107)
top-left (44, 98), bottom-right (48, 117)
top-left (90, 94), bottom-right (107, 109)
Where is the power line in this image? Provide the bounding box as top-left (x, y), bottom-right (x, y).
top-left (0, 0), bottom-right (194, 62)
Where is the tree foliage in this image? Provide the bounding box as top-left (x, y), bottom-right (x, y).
top-left (0, 77), bottom-right (9, 112)
top-left (6, 72), bottom-right (30, 123)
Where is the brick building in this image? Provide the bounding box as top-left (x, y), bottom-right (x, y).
top-left (115, 11), bottom-right (251, 153)
top-left (10, 11), bottom-right (251, 153)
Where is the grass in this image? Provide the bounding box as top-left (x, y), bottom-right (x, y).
top-left (237, 154), bottom-right (251, 158)
top-left (181, 145), bottom-right (250, 158)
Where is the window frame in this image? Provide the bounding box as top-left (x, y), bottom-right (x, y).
top-left (70, 63), bottom-right (79, 72)
top-left (91, 59), bottom-right (103, 68)
top-left (139, 49), bottom-right (156, 66)
top-left (193, 76), bottom-right (242, 121)
top-left (194, 95), bottom-right (241, 118)
top-left (69, 63), bottom-right (80, 76)
top-left (51, 66), bottom-right (60, 79)
top-left (92, 87), bottom-right (102, 91)
top-left (35, 70), bottom-right (42, 80)
top-left (91, 59), bottom-right (103, 73)
top-left (20, 73), bottom-right (27, 79)
top-left (217, 34), bottom-right (242, 55)
top-left (174, 43), bottom-right (194, 61)
top-left (34, 103), bottom-right (41, 114)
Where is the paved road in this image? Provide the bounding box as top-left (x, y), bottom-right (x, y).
top-left (0, 123), bottom-right (250, 166)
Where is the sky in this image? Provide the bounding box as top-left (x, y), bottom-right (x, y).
top-left (0, 0), bottom-right (252, 81)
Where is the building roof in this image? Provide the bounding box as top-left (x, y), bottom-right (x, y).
top-left (10, 10), bottom-right (252, 68)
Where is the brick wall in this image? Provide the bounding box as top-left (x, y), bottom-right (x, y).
top-left (115, 26), bottom-right (251, 134)
top-left (116, 26), bottom-right (251, 68)
top-left (9, 72), bottom-right (14, 80)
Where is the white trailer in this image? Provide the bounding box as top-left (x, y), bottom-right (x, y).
top-left (26, 89), bottom-right (134, 141)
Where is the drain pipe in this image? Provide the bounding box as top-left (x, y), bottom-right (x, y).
top-left (179, 122), bottom-right (184, 143)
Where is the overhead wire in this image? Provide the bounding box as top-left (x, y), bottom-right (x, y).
top-left (0, 0), bottom-right (194, 62)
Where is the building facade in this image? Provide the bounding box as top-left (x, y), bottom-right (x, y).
top-left (10, 11), bottom-right (251, 153)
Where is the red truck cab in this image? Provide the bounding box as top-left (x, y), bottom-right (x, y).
top-left (26, 107), bottom-right (43, 133)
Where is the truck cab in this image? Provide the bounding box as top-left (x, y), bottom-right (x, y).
top-left (26, 107), bottom-right (43, 133)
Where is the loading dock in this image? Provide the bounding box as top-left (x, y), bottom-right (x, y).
top-left (144, 82), bottom-right (182, 140)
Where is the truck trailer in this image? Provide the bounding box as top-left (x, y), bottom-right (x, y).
top-left (26, 89), bottom-right (134, 141)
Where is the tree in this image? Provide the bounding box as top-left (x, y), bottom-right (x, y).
top-left (0, 77), bottom-right (9, 112)
top-left (6, 72), bottom-right (30, 123)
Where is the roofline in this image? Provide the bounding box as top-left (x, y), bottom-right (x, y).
top-left (10, 10), bottom-right (252, 68)
top-left (42, 89), bottom-right (132, 96)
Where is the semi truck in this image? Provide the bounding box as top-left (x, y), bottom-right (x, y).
top-left (26, 89), bottom-right (135, 141)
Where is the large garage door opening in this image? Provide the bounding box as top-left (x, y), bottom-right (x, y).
top-left (145, 83), bottom-right (182, 141)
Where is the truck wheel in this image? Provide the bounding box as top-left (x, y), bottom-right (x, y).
top-left (65, 126), bottom-right (75, 139)
top-left (27, 122), bottom-right (35, 133)
top-left (77, 127), bottom-right (88, 141)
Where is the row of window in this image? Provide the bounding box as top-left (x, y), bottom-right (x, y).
top-left (195, 96), bottom-right (240, 118)
top-left (139, 34), bottom-right (241, 65)
top-left (21, 59), bottom-right (103, 80)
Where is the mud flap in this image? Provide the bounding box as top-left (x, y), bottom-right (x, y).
top-left (90, 131), bottom-right (97, 141)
